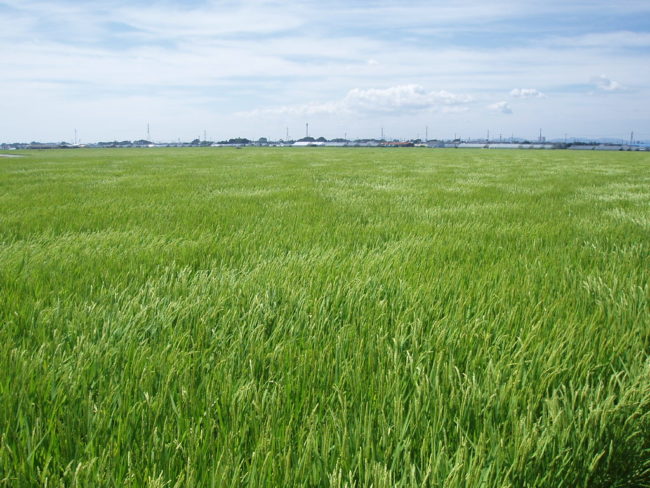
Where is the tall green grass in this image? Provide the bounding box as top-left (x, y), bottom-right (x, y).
top-left (0, 148), bottom-right (648, 486)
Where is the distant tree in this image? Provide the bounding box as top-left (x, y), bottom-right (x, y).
top-left (258, 137), bottom-right (268, 144)
top-left (316, 136), bottom-right (327, 142)
top-left (298, 136), bottom-right (315, 142)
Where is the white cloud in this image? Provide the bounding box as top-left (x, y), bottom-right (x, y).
top-left (343, 85), bottom-right (472, 112)
top-left (591, 75), bottom-right (625, 91)
top-left (242, 84), bottom-right (474, 117)
top-left (510, 88), bottom-right (545, 98)
top-left (487, 101), bottom-right (513, 114)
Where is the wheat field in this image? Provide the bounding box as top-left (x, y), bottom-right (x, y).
top-left (0, 147), bottom-right (648, 486)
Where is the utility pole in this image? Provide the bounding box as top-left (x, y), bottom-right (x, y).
top-left (425, 126), bottom-right (428, 142)
top-left (630, 131), bottom-right (634, 145)
top-left (147, 123), bottom-right (150, 141)
top-left (204, 129), bottom-right (207, 142)
top-left (487, 130), bottom-right (490, 142)
top-left (286, 127), bottom-right (289, 141)
top-left (305, 123), bottom-right (309, 138)
top-left (381, 127), bottom-right (384, 140)
top-left (74, 128), bottom-right (77, 145)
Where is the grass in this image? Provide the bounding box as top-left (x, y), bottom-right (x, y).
top-left (0, 147), bottom-right (649, 487)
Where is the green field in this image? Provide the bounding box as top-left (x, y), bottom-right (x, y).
top-left (0, 148), bottom-right (649, 487)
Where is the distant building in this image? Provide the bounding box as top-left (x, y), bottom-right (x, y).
top-left (458, 143), bottom-right (487, 149)
top-left (381, 141), bottom-right (414, 147)
top-left (292, 141), bottom-right (325, 147)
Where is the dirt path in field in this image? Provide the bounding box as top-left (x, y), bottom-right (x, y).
top-left (0, 154), bottom-right (24, 158)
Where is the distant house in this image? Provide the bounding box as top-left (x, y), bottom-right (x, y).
top-left (27, 143), bottom-right (61, 150)
top-left (292, 141), bottom-right (325, 147)
top-left (426, 141), bottom-right (446, 148)
top-left (487, 143), bottom-right (521, 149)
top-left (595, 145), bottom-right (624, 151)
top-left (458, 143), bottom-right (488, 149)
top-left (381, 141), bottom-right (414, 147)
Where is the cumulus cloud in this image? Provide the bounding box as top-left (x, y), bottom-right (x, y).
top-left (510, 88), bottom-right (545, 98)
top-left (487, 101), bottom-right (512, 114)
top-left (241, 84), bottom-right (473, 117)
top-left (591, 75), bottom-right (624, 91)
top-left (343, 85), bottom-right (472, 113)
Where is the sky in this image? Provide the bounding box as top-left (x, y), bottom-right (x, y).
top-left (1, 0), bottom-right (649, 143)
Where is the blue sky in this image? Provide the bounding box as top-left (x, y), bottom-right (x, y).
top-left (1, 0), bottom-right (649, 142)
